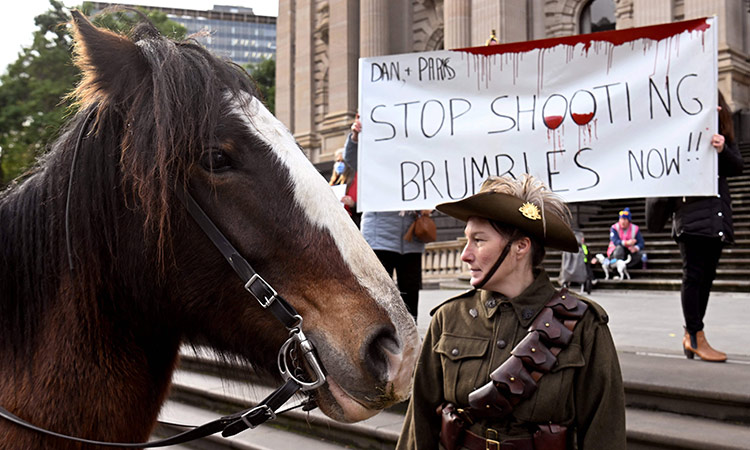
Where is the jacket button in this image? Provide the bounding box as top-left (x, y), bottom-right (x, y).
top-left (496, 340), bottom-right (507, 349)
top-left (469, 308), bottom-right (478, 318)
top-left (718, 212), bottom-right (723, 217)
top-left (486, 299), bottom-right (497, 308)
top-left (719, 231), bottom-right (724, 237)
top-left (451, 348), bottom-right (459, 356)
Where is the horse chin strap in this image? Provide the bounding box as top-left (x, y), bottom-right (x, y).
top-left (0, 188), bottom-right (327, 446)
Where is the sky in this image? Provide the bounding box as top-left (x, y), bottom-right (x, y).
top-left (0, 0), bottom-right (279, 75)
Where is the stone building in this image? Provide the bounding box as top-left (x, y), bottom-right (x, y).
top-left (276, 0), bottom-right (750, 168)
top-left (91, 2), bottom-right (276, 67)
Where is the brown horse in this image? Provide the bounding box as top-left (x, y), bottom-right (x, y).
top-left (0, 11), bottom-right (418, 448)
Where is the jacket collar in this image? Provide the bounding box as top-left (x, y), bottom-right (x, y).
top-left (481, 269), bottom-right (557, 326)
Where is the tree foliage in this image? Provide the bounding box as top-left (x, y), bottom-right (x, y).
top-left (245, 57), bottom-right (275, 115)
top-left (0, 0), bottom-right (186, 185)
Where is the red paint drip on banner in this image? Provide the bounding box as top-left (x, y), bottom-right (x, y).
top-left (451, 18), bottom-right (711, 56)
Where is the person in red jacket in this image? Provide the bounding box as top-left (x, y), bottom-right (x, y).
top-left (329, 149), bottom-right (360, 227)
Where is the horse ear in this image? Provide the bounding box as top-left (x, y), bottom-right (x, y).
top-left (70, 10), bottom-right (148, 105)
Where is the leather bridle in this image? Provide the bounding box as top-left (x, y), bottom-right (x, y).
top-left (0, 106), bottom-right (327, 447)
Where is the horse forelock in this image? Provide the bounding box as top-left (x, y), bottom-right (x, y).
top-left (232, 94), bottom-right (404, 314)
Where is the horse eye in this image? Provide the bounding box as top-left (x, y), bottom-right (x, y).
top-left (200, 150), bottom-right (232, 172)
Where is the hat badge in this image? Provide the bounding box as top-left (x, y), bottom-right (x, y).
top-left (519, 202), bottom-right (541, 220)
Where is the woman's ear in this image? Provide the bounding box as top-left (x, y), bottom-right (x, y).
top-left (515, 236), bottom-right (532, 257)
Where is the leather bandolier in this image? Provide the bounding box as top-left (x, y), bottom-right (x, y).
top-left (438, 288), bottom-right (588, 450)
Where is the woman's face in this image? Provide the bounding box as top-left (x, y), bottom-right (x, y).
top-left (461, 217), bottom-right (507, 288)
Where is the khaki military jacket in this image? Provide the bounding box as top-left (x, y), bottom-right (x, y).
top-left (396, 270), bottom-right (626, 450)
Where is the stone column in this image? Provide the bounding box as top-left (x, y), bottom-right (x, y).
top-left (632, 0), bottom-right (673, 27)
top-left (388, 0), bottom-right (413, 54)
top-left (360, 0), bottom-right (389, 57)
top-left (684, 0), bottom-right (750, 110)
top-left (320, 0), bottom-right (360, 158)
top-left (275, 0), bottom-right (294, 129)
top-left (499, 0), bottom-right (528, 42)
top-left (444, 0), bottom-right (471, 48)
top-left (472, 0), bottom-right (500, 45)
top-left (293, 0), bottom-right (317, 153)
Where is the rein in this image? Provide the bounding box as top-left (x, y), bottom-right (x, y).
top-left (0, 108), bottom-right (327, 447)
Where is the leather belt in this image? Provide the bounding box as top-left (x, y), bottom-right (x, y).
top-left (461, 429), bottom-right (534, 450)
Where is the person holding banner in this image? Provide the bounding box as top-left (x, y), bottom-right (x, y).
top-left (329, 148), bottom-right (360, 227)
top-left (344, 115), bottom-right (425, 321)
top-left (397, 175), bottom-right (625, 450)
top-left (674, 91), bottom-right (744, 362)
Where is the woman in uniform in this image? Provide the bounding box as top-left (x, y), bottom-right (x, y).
top-left (397, 175), bottom-right (626, 450)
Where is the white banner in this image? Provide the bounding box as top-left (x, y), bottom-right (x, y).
top-left (357, 18), bottom-right (718, 212)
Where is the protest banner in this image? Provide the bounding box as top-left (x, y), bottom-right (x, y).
top-left (357, 18), bottom-right (718, 212)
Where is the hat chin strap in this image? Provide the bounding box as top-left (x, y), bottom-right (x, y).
top-left (475, 240), bottom-right (514, 290)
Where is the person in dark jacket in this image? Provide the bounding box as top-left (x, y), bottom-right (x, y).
top-left (674, 91), bottom-right (744, 362)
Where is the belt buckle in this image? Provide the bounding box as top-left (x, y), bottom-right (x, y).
top-left (486, 428), bottom-right (500, 450)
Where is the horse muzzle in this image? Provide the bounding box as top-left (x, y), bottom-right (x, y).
top-left (307, 321), bottom-right (420, 422)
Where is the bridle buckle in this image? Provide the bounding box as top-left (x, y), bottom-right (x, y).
top-left (245, 274), bottom-right (278, 308)
top-left (240, 404), bottom-right (276, 429)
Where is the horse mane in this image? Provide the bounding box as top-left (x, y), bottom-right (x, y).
top-left (0, 12), bottom-right (260, 360)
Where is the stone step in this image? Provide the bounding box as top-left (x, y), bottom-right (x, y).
top-left (584, 213), bottom-right (750, 226)
top-left (446, 276), bottom-right (750, 292)
top-left (574, 235), bottom-right (750, 248)
top-left (165, 369), bottom-right (402, 450)
top-left (591, 203), bottom-right (750, 215)
top-left (548, 246), bottom-right (750, 256)
top-left (597, 268), bottom-right (746, 278)
top-left (542, 257), bottom-right (749, 271)
top-left (166, 350), bottom-right (750, 449)
top-left (619, 352), bottom-right (750, 425)
top-left (572, 228), bottom-right (750, 238)
top-left (156, 399), bottom-right (360, 450)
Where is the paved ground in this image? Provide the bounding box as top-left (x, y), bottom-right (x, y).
top-left (416, 288), bottom-right (750, 362)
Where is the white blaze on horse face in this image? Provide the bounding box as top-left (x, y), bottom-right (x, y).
top-left (230, 93), bottom-right (419, 402)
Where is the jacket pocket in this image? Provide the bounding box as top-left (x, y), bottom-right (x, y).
top-left (514, 343), bottom-right (584, 423)
top-left (435, 334), bottom-right (490, 403)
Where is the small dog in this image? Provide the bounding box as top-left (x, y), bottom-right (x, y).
top-left (595, 253), bottom-right (631, 281)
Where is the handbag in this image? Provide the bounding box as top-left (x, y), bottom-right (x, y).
top-left (645, 197), bottom-right (676, 233)
top-left (404, 210), bottom-right (437, 243)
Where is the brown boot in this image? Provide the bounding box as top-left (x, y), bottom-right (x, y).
top-left (683, 329), bottom-right (727, 362)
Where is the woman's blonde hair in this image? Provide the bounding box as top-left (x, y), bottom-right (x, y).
top-left (479, 174), bottom-right (572, 266)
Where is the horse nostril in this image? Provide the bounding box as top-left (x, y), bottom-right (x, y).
top-left (362, 327), bottom-right (402, 383)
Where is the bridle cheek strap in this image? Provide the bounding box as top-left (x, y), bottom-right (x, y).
top-left (174, 188), bottom-right (327, 392)
top-left (0, 188), bottom-right (327, 447)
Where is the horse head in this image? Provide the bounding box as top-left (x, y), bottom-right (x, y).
top-left (0, 10), bottom-right (418, 445)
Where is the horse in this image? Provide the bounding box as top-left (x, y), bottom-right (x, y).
top-left (0, 11), bottom-right (418, 448)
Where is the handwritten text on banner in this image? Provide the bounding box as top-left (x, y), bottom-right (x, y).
top-left (357, 18), bottom-right (718, 212)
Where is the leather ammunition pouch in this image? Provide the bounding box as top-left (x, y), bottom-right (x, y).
top-left (467, 289), bottom-right (587, 417)
top-left (437, 403), bottom-right (466, 450)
